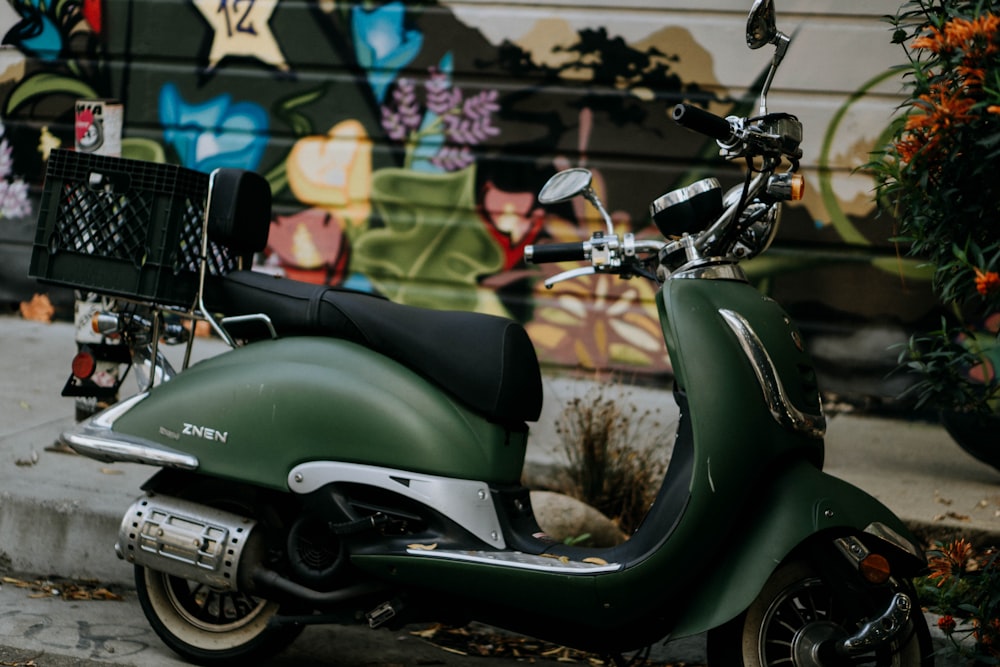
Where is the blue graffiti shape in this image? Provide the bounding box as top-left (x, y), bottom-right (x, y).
top-left (351, 1), bottom-right (423, 104)
top-left (3, 0), bottom-right (63, 61)
top-left (158, 83), bottom-right (269, 172)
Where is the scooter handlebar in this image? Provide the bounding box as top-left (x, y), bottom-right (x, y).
top-left (672, 103), bottom-right (738, 145)
top-left (524, 242), bottom-right (587, 264)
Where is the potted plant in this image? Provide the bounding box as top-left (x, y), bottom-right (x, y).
top-left (871, 0), bottom-right (1000, 467)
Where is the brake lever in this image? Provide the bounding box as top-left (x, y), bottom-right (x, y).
top-left (544, 266), bottom-right (596, 289)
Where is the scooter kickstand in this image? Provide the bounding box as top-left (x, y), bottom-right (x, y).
top-left (366, 599), bottom-right (403, 629)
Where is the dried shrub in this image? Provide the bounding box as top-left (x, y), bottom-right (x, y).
top-left (554, 380), bottom-right (670, 535)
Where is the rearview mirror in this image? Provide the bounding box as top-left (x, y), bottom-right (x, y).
top-left (747, 0), bottom-right (778, 49)
top-left (537, 168), bottom-right (593, 205)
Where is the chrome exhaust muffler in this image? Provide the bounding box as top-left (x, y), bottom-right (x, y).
top-left (116, 494), bottom-right (256, 591)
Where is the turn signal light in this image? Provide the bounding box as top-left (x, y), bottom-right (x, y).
top-left (71, 350), bottom-right (97, 380)
top-left (789, 173), bottom-right (805, 200)
top-left (859, 553), bottom-right (892, 584)
top-left (91, 312), bottom-right (120, 336)
top-left (765, 172), bottom-right (805, 201)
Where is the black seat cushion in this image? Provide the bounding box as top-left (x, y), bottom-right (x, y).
top-left (209, 271), bottom-right (543, 425)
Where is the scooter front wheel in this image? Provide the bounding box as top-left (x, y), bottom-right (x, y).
top-left (135, 565), bottom-right (303, 665)
top-left (707, 559), bottom-right (932, 666)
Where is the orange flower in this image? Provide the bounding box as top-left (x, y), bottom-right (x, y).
top-left (975, 268), bottom-right (1000, 295)
top-left (893, 135), bottom-right (925, 164)
top-left (957, 64), bottom-right (987, 87)
top-left (912, 26), bottom-right (947, 53)
top-left (938, 615), bottom-right (957, 634)
top-left (927, 539), bottom-right (974, 586)
top-left (916, 85), bottom-right (977, 131)
top-left (988, 105), bottom-right (1000, 114)
top-left (947, 14), bottom-right (1000, 51)
top-left (912, 13), bottom-right (1000, 55)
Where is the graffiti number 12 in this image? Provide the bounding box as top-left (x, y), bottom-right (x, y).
top-left (216, 0), bottom-right (258, 37)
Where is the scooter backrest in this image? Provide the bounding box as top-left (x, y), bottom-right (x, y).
top-left (206, 168), bottom-right (271, 255)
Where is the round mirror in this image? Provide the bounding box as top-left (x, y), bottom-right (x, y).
top-left (747, 0), bottom-right (777, 49)
top-left (538, 168), bottom-right (593, 204)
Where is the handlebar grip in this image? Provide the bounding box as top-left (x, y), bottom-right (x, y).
top-left (672, 103), bottom-right (737, 144)
top-left (525, 242), bottom-right (587, 264)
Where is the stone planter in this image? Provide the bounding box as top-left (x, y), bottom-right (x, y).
top-left (941, 410), bottom-right (1000, 474)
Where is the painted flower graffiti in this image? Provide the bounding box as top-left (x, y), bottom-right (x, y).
top-left (351, 1), bottom-right (423, 104)
top-left (158, 83), bottom-right (269, 172)
top-left (4, 0), bottom-right (64, 61)
top-left (0, 122), bottom-right (30, 220)
top-left (2, 0), bottom-right (102, 124)
top-left (480, 181), bottom-right (545, 271)
top-left (2, 0), bottom-right (902, 382)
top-left (266, 208), bottom-right (350, 284)
top-left (285, 119), bottom-right (372, 229)
top-left (381, 55), bottom-right (500, 173)
top-left (526, 214), bottom-right (668, 372)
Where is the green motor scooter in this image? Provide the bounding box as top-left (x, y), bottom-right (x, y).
top-left (54, 1), bottom-right (933, 664)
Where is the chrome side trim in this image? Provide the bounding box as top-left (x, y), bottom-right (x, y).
top-left (403, 548), bottom-right (622, 574)
top-left (863, 522), bottom-right (923, 561)
top-left (719, 309), bottom-right (826, 439)
top-left (671, 261), bottom-right (748, 282)
top-left (60, 393), bottom-right (200, 469)
top-left (288, 461), bottom-right (506, 549)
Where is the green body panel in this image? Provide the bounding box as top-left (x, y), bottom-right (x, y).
top-left (113, 337), bottom-right (527, 489)
top-left (350, 276), bottom-right (919, 636)
top-left (657, 275), bottom-right (825, 471)
top-left (666, 459), bottom-right (921, 638)
top-left (350, 461), bottom-right (916, 638)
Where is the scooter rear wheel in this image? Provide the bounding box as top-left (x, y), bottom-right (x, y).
top-left (706, 559), bottom-right (932, 666)
top-left (135, 565), bottom-right (303, 665)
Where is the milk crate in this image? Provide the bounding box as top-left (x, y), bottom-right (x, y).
top-left (29, 149), bottom-right (240, 306)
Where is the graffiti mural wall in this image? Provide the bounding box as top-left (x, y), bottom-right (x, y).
top-left (0, 0), bottom-right (936, 393)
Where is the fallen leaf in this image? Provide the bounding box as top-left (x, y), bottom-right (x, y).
top-left (2, 576), bottom-right (123, 601)
top-left (14, 451), bottom-right (38, 467)
top-left (410, 623), bottom-right (444, 639)
top-left (19, 294), bottom-right (54, 323)
top-left (582, 557), bottom-right (608, 566)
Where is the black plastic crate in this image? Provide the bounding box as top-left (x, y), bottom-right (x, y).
top-left (29, 149), bottom-right (240, 306)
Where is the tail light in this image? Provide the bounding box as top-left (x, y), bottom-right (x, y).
top-left (71, 350), bottom-right (97, 380)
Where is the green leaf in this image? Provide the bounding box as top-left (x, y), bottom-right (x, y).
top-left (120, 138), bottom-right (166, 163)
top-left (5, 73), bottom-right (98, 115)
top-left (352, 166), bottom-right (504, 311)
top-left (274, 85), bottom-right (329, 136)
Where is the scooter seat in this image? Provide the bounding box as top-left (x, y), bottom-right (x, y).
top-left (209, 270), bottom-right (543, 425)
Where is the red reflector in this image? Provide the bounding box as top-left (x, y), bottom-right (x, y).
top-left (71, 351), bottom-right (97, 380)
top-left (860, 553), bottom-right (892, 584)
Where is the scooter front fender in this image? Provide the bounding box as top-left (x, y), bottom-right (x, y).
top-left (668, 459), bottom-right (925, 639)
